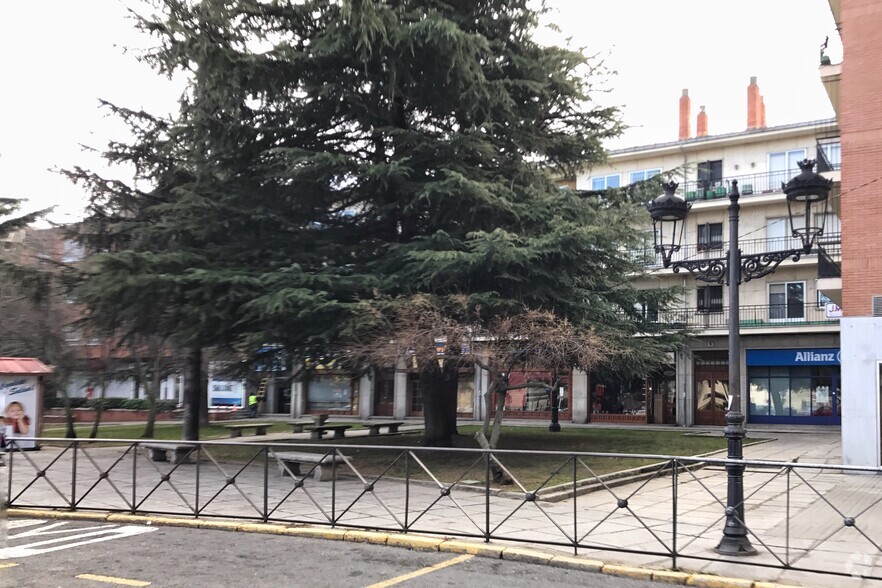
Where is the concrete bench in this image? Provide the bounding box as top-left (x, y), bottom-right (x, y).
top-left (274, 451), bottom-right (348, 482)
top-left (286, 419), bottom-right (316, 433)
top-left (366, 421), bottom-right (405, 436)
top-left (143, 443), bottom-right (197, 464)
top-left (223, 423), bottom-right (272, 438)
top-left (308, 424), bottom-right (352, 440)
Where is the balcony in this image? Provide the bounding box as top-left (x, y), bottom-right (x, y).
top-left (680, 164), bottom-right (841, 203)
top-left (652, 303), bottom-right (838, 331)
top-left (631, 233), bottom-right (842, 270)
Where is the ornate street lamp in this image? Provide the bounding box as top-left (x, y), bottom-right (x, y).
top-left (646, 160), bottom-right (832, 556)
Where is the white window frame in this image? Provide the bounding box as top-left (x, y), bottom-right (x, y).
top-left (629, 168), bottom-right (661, 184)
top-left (768, 280), bottom-right (807, 323)
top-left (591, 174), bottom-right (621, 190)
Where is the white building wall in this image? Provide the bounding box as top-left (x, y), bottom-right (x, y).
top-left (841, 317), bottom-right (882, 467)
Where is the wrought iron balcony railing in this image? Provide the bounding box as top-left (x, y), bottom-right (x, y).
top-left (680, 164), bottom-right (841, 202)
top-left (647, 303), bottom-right (838, 330)
top-left (630, 233), bottom-right (841, 270)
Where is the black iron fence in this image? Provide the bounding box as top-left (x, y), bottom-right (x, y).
top-left (4, 438), bottom-right (882, 581)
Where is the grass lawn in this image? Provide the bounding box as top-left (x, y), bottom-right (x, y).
top-left (37, 422), bottom-right (730, 489)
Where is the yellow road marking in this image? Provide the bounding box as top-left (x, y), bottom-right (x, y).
top-left (0, 563), bottom-right (20, 569)
top-left (365, 554), bottom-right (474, 588)
top-left (76, 573), bottom-right (151, 586)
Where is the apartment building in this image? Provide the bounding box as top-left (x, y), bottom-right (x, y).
top-left (822, 0), bottom-right (882, 466)
top-left (575, 79), bottom-right (842, 428)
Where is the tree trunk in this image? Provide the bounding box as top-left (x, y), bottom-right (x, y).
top-left (88, 378), bottom-right (108, 439)
top-left (142, 358), bottom-right (161, 439)
top-left (420, 362), bottom-right (459, 447)
top-left (183, 347), bottom-right (202, 441)
top-left (199, 354), bottom-right (209, 426)
top-left (55, 380), bottom-right (77, 439)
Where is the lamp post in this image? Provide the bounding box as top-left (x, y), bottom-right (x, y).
top-left (646, 160), bottom-right (832, 556)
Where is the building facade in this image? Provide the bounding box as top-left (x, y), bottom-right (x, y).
top-left (575, 79), bottom-right (842, 428)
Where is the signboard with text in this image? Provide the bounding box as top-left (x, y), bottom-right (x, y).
top-left (746, 348), bottom-right (841, 367)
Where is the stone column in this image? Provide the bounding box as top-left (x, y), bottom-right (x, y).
top-left (393, 361), bottom-right (408, 420)
top-left (359, 373), bottom-right (373, 420)
top-left (571, 368), bottom-right (589, 423)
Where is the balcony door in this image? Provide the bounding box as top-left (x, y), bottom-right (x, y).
top-left (769, 282), bottom-right (805, 322)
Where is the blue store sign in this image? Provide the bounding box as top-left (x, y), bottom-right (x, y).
top-left (746, 348), bottom-right (840, 366)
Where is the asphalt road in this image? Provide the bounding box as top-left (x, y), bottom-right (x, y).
top-left (0, 519), bottom-right (666, 588)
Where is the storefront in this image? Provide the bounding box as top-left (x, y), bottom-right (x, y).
top-left (406, 370), bottom-right (475, 417)
top-left (747, 348), bottom-right (841, 425)
top-left (495, 371), bottom-right (570, 420)
top-left (306, 374), bottom-right (358, 414)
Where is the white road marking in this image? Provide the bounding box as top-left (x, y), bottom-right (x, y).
top-left (0, 521), bottom-right (156, 559)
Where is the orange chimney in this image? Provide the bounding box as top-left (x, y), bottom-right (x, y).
top-left (747, 76), bottom-right (765, 129)
top-left (697, 105), bottom-right (708, 137)
top-left (679, 89), bottom-right (691, 140)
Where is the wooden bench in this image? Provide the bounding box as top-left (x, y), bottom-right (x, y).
top-left (222, 423), bottom-right (272, 438)
top-left (273, 451), bottom-right (348, 482)
top-left (308, 424), bottom-right (352, 440)
top-left (286, 419), bottom-right (316, 433)
top-left (143, 443), bottom-right (197, 464)
top-left (366, 421), bottom-right (405, 436)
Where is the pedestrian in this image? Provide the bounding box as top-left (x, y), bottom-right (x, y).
top-left (248, 392), bottom-right (258, 418)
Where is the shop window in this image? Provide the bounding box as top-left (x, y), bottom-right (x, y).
top-left (457, 373), bottom-right (474, 414)
top-left (748, 365), bottom-right (839, 419)
top-left (409, 377), bottom-right (423, 413)
top-left (591, 377), bottom-right (645, 415)
top-left (697, 223), bottom-right (723, 251)
top-left (769, 282), bottom-right (805, 321)
top-left (307, 375), bottom-right (355, 411)
top-left (697, 286), bottom-right (723, 313)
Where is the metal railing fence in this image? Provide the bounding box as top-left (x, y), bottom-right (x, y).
top-left (5, 438), bottom-right (881, 581)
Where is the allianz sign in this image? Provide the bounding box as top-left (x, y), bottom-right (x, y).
top-left (795, 351), bottom-right (838, 363)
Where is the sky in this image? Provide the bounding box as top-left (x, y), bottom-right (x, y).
top-left (0, 0), bottom-right (841, 224)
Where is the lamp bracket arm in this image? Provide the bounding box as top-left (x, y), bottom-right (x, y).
top-left (740, 249), bottom-right (803, 283)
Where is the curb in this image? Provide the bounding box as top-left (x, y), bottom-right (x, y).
top-left (6, 508), bottom-right (807, 588)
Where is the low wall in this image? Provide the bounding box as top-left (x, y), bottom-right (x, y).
top-left (43, 408), bottom-right (244, 424)
top-left (589, 413), bottom-right (647, 424)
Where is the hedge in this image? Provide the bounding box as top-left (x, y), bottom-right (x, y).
top-left (44, 397), bottom-right (179, 412)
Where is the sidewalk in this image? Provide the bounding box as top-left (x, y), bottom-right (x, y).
top-left (4, 430), bottom-right (874, 587)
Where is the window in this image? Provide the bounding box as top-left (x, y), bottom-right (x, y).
top-left (697, 223), bottom-right (723, 250)
top-left (818, 141), bottom-right (841, 170)
top-left (697, 286), bottom-right (723, 313)
top-left (307, 375), bottom-right (354, 411)
top-left (62, 325), bottom-right (82, 343)
top-left (818, 291), bottom-right (833, 308)
top-left (769, 149), bottom-right (806, 186)
top-left (767, 216), bottom-right (802, 250)
top-left (634, 300), bottom-right (659, 322)
top-left (591, 174), bottom-right (621, 190)
top-left (697, 160), bottom-right (723, 186)
top-left (629, 169), bottom-right (661, 184)
top-left (769, 282), bottom-right (805, 321)
top-left (62, 240), bottom-right (85, 263)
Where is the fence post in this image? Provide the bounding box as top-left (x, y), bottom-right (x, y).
top-left (672, 458), bottom-right (678, 569)
top-left (70, 441), bottom-right (78, 510)
top-left (263, 445), bottom-right (269, 523)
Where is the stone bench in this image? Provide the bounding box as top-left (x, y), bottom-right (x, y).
top-left (143, 443), bottom-right (197, 464)
top-left (273, 451), bottom-right (348, 482)
top-left (308, 424), bottom-right (352, 440)
top-left (222, 423), bottom-right (272, 438)
top-left (286, 419), bottom-right (316, 433)
top-left (366, 421), bottom-right (405, 436)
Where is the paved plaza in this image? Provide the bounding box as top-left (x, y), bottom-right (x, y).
top-left (2, 427), bottom-right (879, 587)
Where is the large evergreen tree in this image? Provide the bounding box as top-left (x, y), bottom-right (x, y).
top-left (69, 0), bottom-right (680, 444)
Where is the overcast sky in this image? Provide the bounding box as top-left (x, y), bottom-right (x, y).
top-left (0, 0), bottom-right (840, 223)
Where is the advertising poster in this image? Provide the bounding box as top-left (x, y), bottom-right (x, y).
top-left (209, 378), bottom-right (245, 407)
top-left (0, 375), bottom-right (39, 450)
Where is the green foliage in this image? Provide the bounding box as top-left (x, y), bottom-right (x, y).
top-left (67, 0), bottom-right (681, 389)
